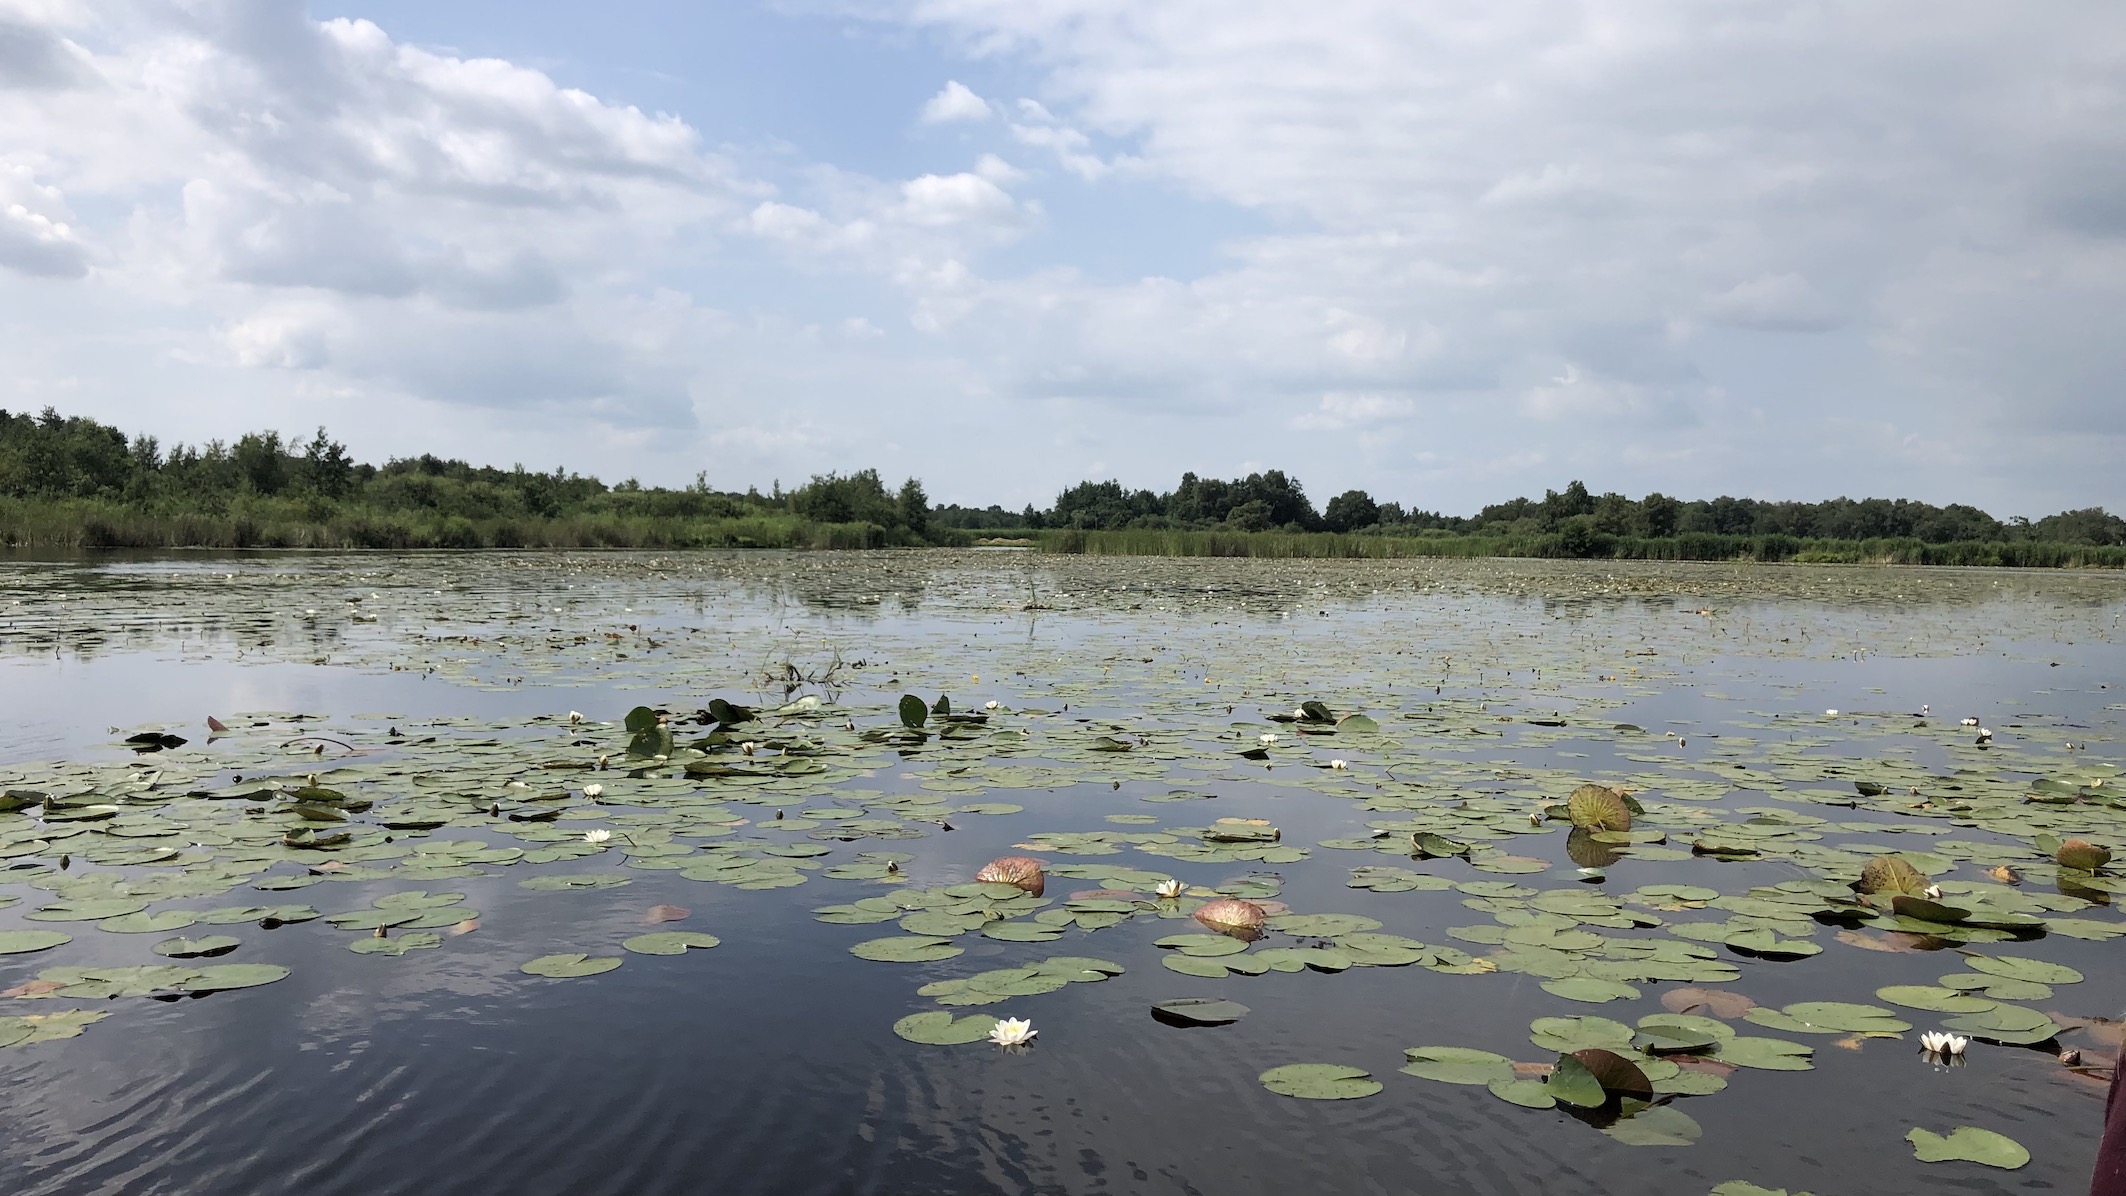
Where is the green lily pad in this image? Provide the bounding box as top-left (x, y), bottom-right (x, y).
top-left (152, 935), bottom-right (241, 958)
top-left (179, 964), bottom-right (291, 993)
top-left (520, 953), bottom-right (623, 978)
top-left (1874, 985), bottom-right (1998, 1014)
top-left (1542, 976), bottom-right (1641, 1003)
top-left (1907, 1126), bottom-right (2030, 1169)
top-left (1714, 1036), bottom-right (1815, 1070)
top-left (350, 932), bottom-right (442, 955)
top-left (1258, 1063), bottom-right (1383, 1100)
top-left (1602, 1104), bottom-right (1703, 1147)
top-left (850, 936), bottom-right (963, 963)
top-left (622, 931), bottom-right (722, 955)
top-left (0, 930), bottom-right (72, 955)
top-left (1162, 954), bottom-right (1232, 978)
top-left (99, 910), bottom-right (200, 934)
top-left (1487, 1077), bottom-right (1557, 1108)
top-left (1152, 998), bottom-right (1250, 1026)
top-left (1965, 955), bottom-right (2082, 985)
top-left (1400, 1046), bottom-right (1516, 1086)
top-left (892, 1011), bottom-right (998, 1044)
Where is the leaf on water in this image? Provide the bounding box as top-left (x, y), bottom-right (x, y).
top-left (1258, 1063), bottom-right (1383, 1100)
top-left (520, 953), bottom-right (623, 978)
top-left (892, 1011), bottom-right (998, 1045)
top-left (1907, 1126), bottom-right (2030, 1169)
top-left (622, 931), bottom-right (721, 955)
top-left (179, 964), bottom-right (291, 993)
top-left (152, 935), bottom-right (241, 959)
top-left (644, 904), bottom-right (691, 924)
top-left (0, 930), bottom-right (72, 955)
top-left (1660, 988), bottom-right (1757, 1018)
top-left (1151, 998), bottom-right (1250, 1026)
top-left (1400, 1046), bottom-right (1515, 1086)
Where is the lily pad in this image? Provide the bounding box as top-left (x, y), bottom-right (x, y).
top-left (850, 936), bottom-right (963, 963)
top-left (0, 930), bottom-right (72, 955)
top-left (1152, 998), bottom-right (1251, 1026)
top-left (1907, 1126), bottom-right (2030, 1169)
top-left (179, 964), bottom-right (291, 993)
top-left (520, 953), bottom-right (623, 978)
top-left (892, 1011), bottom-right (998, 1044)
top-left (153, 935), bottom-right (241, 958)
top-left (1258, 1063), bottom-right (1383, 1100)
top-left (622, 931), bottom-right (722, 955)
top-left (1400, 1046), bottom-right (1515, 1085)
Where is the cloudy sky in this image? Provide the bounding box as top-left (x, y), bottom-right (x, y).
top-left (2, 1), bottom-right (2120, 515)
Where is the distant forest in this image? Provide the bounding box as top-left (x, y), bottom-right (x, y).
top-left (937, 471), bottom-right (2124, 546)
top-left (3, 406), bottom-right (2122, 556)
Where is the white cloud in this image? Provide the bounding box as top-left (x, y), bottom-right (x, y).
top-left (1292, 392), bottom-right (1415, 431)
top-left (1704, 273), bottom-right (1838, 332)
top-left (919, 79), bottom-right (990, 123)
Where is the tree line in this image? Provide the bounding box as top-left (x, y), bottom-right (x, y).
top-left (0, 407), bottom-right (939, 546)
top-left (6, 406), bottom-right (2122, 549)
top-left (933, 472), bottom-right (2125, 547)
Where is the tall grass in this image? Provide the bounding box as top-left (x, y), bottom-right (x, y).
top-left (1036, 528), bottom-right (2126, 568)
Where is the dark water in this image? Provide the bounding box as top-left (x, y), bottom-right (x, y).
top-left (1, 551), bottom-right (2122, 1196)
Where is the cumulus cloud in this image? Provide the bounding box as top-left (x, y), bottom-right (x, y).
top-left (919, 79), bottom-right (989, 123)
top-left (0, 0), bottom-right (2121, 514)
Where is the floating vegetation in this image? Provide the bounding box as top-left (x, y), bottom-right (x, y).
top-left (0, 552), bottom-right (2121, 1192)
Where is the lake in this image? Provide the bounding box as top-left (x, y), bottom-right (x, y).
top-left (1, 550), bottom-right (2122, 1196)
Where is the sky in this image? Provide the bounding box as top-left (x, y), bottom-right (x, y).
top-left (1, 1), bottom-right (2121, 516)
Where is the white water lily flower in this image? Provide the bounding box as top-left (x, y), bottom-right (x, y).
top-left (1258, 733), bottom-right (1278, 745)
top-left (583, 829), bottom-right (612, 846)
top-left (1960, 716), bottom-right (1980, 726)
top-left (1923, 884), bottom-right (1943, 900)
top-left (1976, 727), bottom-right (1993, 742)
top-left (984, 700), bottom-right (999, 710)
top-left (1825, 708), bottom-right (1839, 717)
top-left (568, 711), bottom-right (584, 724)
top-left (989, 1017), bottom-right (1037, 1046)
top-left (1919, 1031), bottom-right (1968, 1057)
top-left (741, 741), bottom-right (758, 756)
top-left (582, 783), bottom-right (605, 800)
top-left (1154, 878), bottom-right (1184, 899)
top-left (1329, 759), bottom-right (1349, 770)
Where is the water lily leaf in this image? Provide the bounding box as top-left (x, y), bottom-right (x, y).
top-left (623, 931), bottom-right (721, 955)
top-left (1942, 1003), bottom-right (2058, 1044)
top-left (152, 935), bottom-right (240, 958)
top-left (1162, 954), bottom-right (1231, 978)
top-left (350, 932), bottom-right (441, 955)
top-left (1874, 985), bottom-right (1999, 1014)
top-left (1603, 1104), bottom-right (1702, 1147)
top-left (0, 930), bottom-right (71, 955)
top-left (892, 1011), bottom-right (997, 1044)
top-left (25, 899), bottom-right (149, 922)
top-left (623, 706), bottom-right (660, 734)
top-left (180, 963), bottom-right (291, 992)
top-left (1713, 1036), bottom-right (1814, 1070)
top-left (1259, 1063), bottom-right (1382, 1100)
top-left (981, 922), bottom-right (1065, 943)
top-left (2057, 839), bottom-right (2112, 872)
top-left (1542, 977), bottom-right (1640, 1003)
top-left (850, 936), bottom-right (963, 963)
top-left (898, 695), bottom-right (928, 729)
top-left (1155, 933), bottom-right (1250, 957)
top-left (1572, 1047), bottom-right (1654, 1099)
top-left (1966, 955), bottom-right (2082, 985)
top-left (1152, 998), bottom-right (1250, 1026)
top-left (1400, 1046), bottom-right (1516, 1085)
top-left (1545, 1054), bottom-right (1606, 1107)
top-left (520, 953), bottom-right (622, 978)
top-left (1530, 1015), bottom-right (1635, 1053)
top-left (1907, 1126), bottom-right (2029, 1169)
top-left (1858, 855), bottom-right (1929, 896)
top-left (99, 910), bottom-right (199, 934)
top-left (1752, 1002), bottom-right (1910, 1034)
top-left (1566, 784), bottom-right (1633, 832)
top-left (1487, 1077), bottom-right (1557, 1109)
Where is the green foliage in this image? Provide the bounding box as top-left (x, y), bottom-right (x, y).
top-left (0, 407), bottom-right (954, 550)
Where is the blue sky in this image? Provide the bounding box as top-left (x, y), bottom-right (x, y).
top-left (2, 1), bottom-right (2121, 515)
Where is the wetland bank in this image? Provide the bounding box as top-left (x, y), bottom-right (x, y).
top-left (1, 550), bottom-right (2123, 1196)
